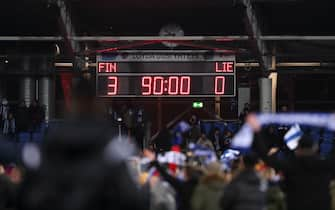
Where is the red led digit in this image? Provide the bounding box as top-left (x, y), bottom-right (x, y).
top-left (215, 76), bottom-right (225, 95)
top-left (142, 76), bottom-right (152, 95)
top-left (153, 76), bottom-right (164, 95)
top-left (180, 76), bottom-right (191, 95)
top-left (107, 76), bottom-right (118, 95)
top-left (168, 76), bottom-right (179, 95)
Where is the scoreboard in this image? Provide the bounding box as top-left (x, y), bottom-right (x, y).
top-left (96, 52), bottom-right (236, 97)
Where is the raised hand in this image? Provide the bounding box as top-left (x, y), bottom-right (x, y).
top-left (246, 113), bottom-right (261, 132)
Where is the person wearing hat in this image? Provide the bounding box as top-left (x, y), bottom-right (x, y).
top-left (145, 149), bottom-right (199, 210)
top-left (191, 161), bottom-right (226, 210)
top-left (220, 152), bottom-right (266, 210)
top-left (247, 114), bottom-right (335, 210)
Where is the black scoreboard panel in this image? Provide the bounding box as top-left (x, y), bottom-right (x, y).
top-left (96, 61), bottom-right (236, 97)
top-left (97, 74), bottom-right (235, 97)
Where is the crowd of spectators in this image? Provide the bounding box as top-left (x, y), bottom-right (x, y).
top-left (107, 104), bottom-right (148, 149)
top-left (142, 112), bottom-right (335, 210)
top-left (153, 114), bottom-right (238, 157)
top-left (0, 79), bottom-right (334, 210)
top-left (0, 98), bottom-right (45, 140)
top-left (0, 112), bottom-right (334, 210)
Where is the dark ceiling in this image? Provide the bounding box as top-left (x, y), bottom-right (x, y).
top-left (1, 0), bottom-right (334, 36)
top-left (1, 0), bottom-right (335, 63)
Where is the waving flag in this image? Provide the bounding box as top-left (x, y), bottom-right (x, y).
top-left (173, 121), bottom-right (191, 133)
top-left (232, 113), bottom-right (335, 152)
top-left (220, 149), bottom-right (240, 171)
top-left (284, 124), bottom-right (303, 150)
top-left (188, 143), bottom-right (217, 164)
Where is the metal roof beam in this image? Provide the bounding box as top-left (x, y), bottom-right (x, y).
top-left (55, 0), bottom-right (80, 55)
top-left (1, 36), bottom-right (335, 41)
top-left (54, 62), bottom-right (326, 68)
top-left (242, 0), bottom-right (271, 71)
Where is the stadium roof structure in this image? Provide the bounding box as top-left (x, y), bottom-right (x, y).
top-left (1, 0), bottom-right (335, 72)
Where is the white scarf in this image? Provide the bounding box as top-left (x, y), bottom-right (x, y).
top-left (232, 113), bottom-right (335, 151)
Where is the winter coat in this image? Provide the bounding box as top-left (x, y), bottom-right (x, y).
top-left (220, 169), bottom-right (266, 210)
top-left (254, 132), bottom-right (335, 210)
top-left (191, 174), bottom-right (225, 210)
top-left (150, 179), bottom-right (176, 210)
top-left (153, 161), bottom-right (198, 210)
top-left (266, 183), bottom-right (286, 210)
top-left (331, 180), bottom-right (335, 210)
top-left (18, 120), bottom-right (150, 210)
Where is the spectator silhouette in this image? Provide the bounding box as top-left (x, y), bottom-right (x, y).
top-left (18, 77), bottom-right (149, 210)
top-left (249, 115), bottom-right (335, 210)
top-left (220, 153), bottom-right (266, 210)
top-left (16, 102), bottom-right (29, 132)
top-left (28, 100), bottom-right (45, 131)
top-left (3, 113), bottom-right (15, 138)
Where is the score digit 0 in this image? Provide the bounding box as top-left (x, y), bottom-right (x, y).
top-left (215, 76), bottom-right (225, 95)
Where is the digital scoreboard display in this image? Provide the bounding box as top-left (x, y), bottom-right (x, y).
top-left (96, 54), bottom-right (236, 97)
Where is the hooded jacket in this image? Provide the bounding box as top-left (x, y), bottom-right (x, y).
top-left (191, 174), bottom-right (225, 210)
top-left (254, 132), bottom-right (335, 210)
top-left (220, 169), bottom-right (266, 210)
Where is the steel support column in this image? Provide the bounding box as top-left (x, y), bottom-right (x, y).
top-left (242, 0), bottom-right (271, 71)
top-left (268, 52), bottom-right (277, 112)
top-left (242, 0), bottom-right (273, 113)
top-left (259, 78), bottom-right (272, 113)
top-left (21, 77), bottom-right (35, 107)
top-left (20, 57), bottom-right (35, 106)
top-left (38, 77), bottom-right (55, 122)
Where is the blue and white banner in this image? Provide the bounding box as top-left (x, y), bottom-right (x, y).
top-left (220, 149), bottom-right (241, 171)
top-left (257, 113), bottom-right (335, 130)
top-left (232, 113), bottom-right (335, 152)
top-left (173, 121), bottom-right (191, 133)
top-left (284, 124), bottom-right (303, 150)
top-left (188, 143), bottom-right (217, 164)
top-left (231, 125), bottom-right (254, 152)
top-left (157, 151), bottom-right (186, 166)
